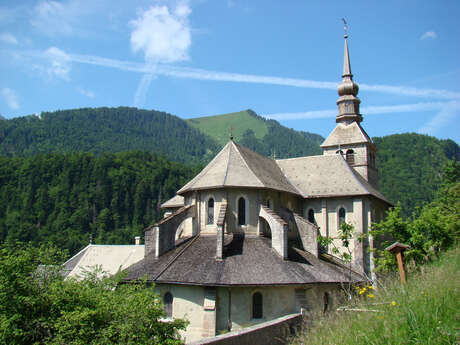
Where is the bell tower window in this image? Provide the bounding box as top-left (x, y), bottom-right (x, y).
top-left (346, 149), bottom-right (355, 165)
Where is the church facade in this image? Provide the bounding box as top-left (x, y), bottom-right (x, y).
top-left (125, 34), bottom-right (391, 342)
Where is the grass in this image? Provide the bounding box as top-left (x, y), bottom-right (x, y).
top-left (186, 110), bottom-right (268, 146)
top-left (291, 247), bottom-right (460, 345)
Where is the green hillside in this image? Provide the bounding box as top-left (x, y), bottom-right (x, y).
top-left (187, 109), bottom-right (324, 158)
top-left (373, 134), bottom-right (459, 217)
top-left (187, 110), bottom-right (269, 146)
top-left (0, 107), bottom-right (219, 165)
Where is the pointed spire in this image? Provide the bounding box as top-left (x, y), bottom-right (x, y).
top-left (343, 35), bottom-right (352, 77)
top-left (229, 125), bottom-right (233, 141)
top-left (336, 21), bottom-right (363, 124)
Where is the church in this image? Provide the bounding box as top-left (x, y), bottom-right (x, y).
top-left (122, 33), bottom-right (391, 342)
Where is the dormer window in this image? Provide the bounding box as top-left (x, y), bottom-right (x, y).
top-left (207, 198), bottom-right (214, 224)
top-left (346, 149), bottom-right (355, 165)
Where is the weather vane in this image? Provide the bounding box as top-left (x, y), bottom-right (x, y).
top-left (229, 125), bottom-right (233, 141)
top-left (342, 18), bottom-right (348, 38)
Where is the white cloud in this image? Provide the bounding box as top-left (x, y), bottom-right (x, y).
top-left (264, 102), bottom-right (452, 121)
top-left (0, 33), bottom-right (18, 45)
top-left (130, 2), bottom-right (191, 63)
top-left (77, 87), bottom-right (95, 98)
top-left (420, 31), bottom-right (437, 40)
top-left (418, 101), bottom-right (460, 135)
top-left (45, 47), bottom-right (72, 80)
top-left (129, 2), bottom-right (191, 108)
top-left (1, 88), bottom-right (20, 110)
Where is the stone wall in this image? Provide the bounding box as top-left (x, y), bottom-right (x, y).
top-left (187, 313), bottom-right (303, 345)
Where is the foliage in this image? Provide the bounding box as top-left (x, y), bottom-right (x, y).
top-left (0, 151), bottom-right (198, 255)
top-left (188, 109), bottom-right (324, 158)
top-left (373, 133), bottom-right (460, 217)
top-left (318, 221), bottom-right (355, 264)
top-left (0, 107), bottom-right (218, 164)
top-left (372, 160), bottom-right (460, 271)
top-left (0, 243), bottom-right (187, 345)
top-left (290, 246), bottom-right (460, 345)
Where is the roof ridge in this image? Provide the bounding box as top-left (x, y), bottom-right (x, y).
top-left (231, 141), bottom-right (264, 187)
top-left (222, 141), bottom-right (232, 185)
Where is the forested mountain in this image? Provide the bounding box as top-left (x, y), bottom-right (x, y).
top-left (187, 109), bottom-right (324, 157)
top-left (374, 134), bottom-right (459, 216)
top-left (0, 107), bottom-right (218, 164)
top-left (0, 107), bottom-right (458, 253)
top-left (0, 152), bottom-right (197, 254)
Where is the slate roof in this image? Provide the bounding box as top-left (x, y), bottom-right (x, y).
top-left (321, 122), bottom-right (374, 148)
top-left (63, 244), bottom-right (145, 278)
top-left (161, 195), bottom-right (185, 209)
top-left (124, 235), bottom-right (364, 286)
top-left (177, 141), bottom-right (300, 195)
top-left (276, 154), bottom-right (391, 204)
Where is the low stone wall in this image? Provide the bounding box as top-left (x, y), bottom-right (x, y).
top-left (187, 313), bottom-right (302, 345)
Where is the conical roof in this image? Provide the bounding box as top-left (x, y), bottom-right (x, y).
top-left (321, 121), bottom-right (373, 148)
top-left (177, 140), bottom-right (300, 195)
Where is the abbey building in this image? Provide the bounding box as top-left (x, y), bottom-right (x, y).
top-left (122, 33), bottom-right (391, 342)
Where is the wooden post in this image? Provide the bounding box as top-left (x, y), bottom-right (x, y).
top-left (385, 242), bottom-right (410, 285)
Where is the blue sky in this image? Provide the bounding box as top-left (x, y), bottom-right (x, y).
top-left (1, 0), bottom-right (459, 143)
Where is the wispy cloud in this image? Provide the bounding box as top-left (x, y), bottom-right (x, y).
top-left (418, 101), bottom-right (460, 135)
top-left (23, 48), bottom-right (460, 101)
top-left (77, 87), bottom-right (95, 98)
top-left (0, 33), bottom-right (18, 45)
top-left (420, 31), bottom-right (437, 40)
top-left (44, 47), bottom-right (71, 80)
top-left (264, 102), bottom-right (452, 121)
top-left (1, 88), bottom-right (20, 110)
top-left (129, 1), bottom-right (192, 107)
top-left (31, 0), bottom-right (74, 36)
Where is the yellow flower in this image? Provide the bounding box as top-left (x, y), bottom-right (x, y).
top-left (367, 293), bottom-right (375, 298)
top-left (359, 290), bottom-right (365, 295)
top-left (391, 301), bottom-right (396, 306)
top-left (368, 285), bottom-right (375, 290)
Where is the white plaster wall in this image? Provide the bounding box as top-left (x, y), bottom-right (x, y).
top-left (155, 284), bottom-right (205, 343)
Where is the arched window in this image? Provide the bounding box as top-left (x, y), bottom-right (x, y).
top-left (164, 292), bottom-right (173, 318)
top-left (307, 208), bottom-right (316, 225)
top-left (252, 292), bottom-right (263, 319)
top-left (338, 207), bottom-right (346, 228)
top-left (346, 149), bottom-right (355, 165)
top-left (207, 198), bottom-right (214, 224)
top-left (238, 197), bottom-right (246, 225)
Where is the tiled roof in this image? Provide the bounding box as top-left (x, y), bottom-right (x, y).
top-left (276, 154), bottom-right (390, 203)
top-left (321, 122), bottom-right (373, 148)
top-left (177, 141), bottom-right (299, 195)
top-left (160, 195), bottom-right (184, 209)
top-left (63, 244), bottom-right (144, 278)
top-left (124, 235), bottom-right (364, 286)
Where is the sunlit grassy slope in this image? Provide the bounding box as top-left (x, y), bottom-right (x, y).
top-left (186, 110), bottom-right (269, 146)
top-left (290, 247), bottom-right (460, 345)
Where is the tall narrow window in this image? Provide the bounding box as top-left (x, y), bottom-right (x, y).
top-left (252, 292), bottom-right (263, 319)
top-left (323, 292), bottom-right (330, 313)
top-left (164, 292), bottom-right (173, 318)
top-left (207, 198), bottom-right (214, 224)
top-left (307, 209), bottom-right (316, 225)
top-left (338, 207), bottom-right (346, 227)
top-left (346, 149), bottom-right (355, 165)
top-left (238, 197), bottom-right (246, 225)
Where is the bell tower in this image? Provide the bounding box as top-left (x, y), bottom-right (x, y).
top-left (321, 28), bottom-right (378, 187)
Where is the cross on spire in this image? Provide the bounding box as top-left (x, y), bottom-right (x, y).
top-left (229, 125), bottom-right (233, 141)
